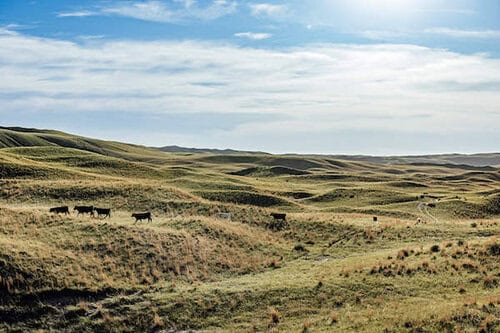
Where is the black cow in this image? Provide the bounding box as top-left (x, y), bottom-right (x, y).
top-left (132, 212), bottom-right (152, 223)
top-left (49, 206), bottom-right (69, 215)
top-left (94, 207), bottom-right (111, 219)
top-left (270, 213), bottom-right (286, 221)
top-left (269, 213), bottom-right (287, 231)
top-left (74, 205), bottom-right (94, 217)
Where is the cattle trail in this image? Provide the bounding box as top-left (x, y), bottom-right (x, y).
top-left (417, 202), bottom-right (439, 223)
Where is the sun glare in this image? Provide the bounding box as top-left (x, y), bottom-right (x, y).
top-left (320, 0), bottom-right (426, 25)
top-left (358, 0), bottom-right (420, 11)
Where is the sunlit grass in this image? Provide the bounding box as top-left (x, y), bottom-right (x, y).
top-left (0, 137), bottom-right (498, 332)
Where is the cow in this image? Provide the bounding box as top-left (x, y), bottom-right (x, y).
top-left (269, 213), bottom-right (287, 231)
top-left (74, 205), bottom-right (94, 217)
top-left (94, 207), bottom-right (111, 219)
top-left (49, 206), bottom-right (69, 215)
top-left (373, 216), bottom-right (378, 223)
top-left (270, 213), bottom-right (286, 221)
top-left (132, 212), bottom-right (152, 223)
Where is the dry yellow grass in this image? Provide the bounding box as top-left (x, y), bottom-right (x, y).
top-left (0, 138), bottom-right (498, 332)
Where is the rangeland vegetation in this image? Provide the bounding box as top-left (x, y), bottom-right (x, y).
top-left (0, 127), bottom-right (498, 332)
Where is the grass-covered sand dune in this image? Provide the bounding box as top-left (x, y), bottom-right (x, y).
top-left (0, 127), bottom-right (498, 332)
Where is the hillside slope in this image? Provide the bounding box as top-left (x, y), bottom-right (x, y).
top-left (2, 126), bottom-right (499, 166)
top-left (0, 127), bottom-right (498, 332)
top-left (0, 126), bottom-right (169, 163)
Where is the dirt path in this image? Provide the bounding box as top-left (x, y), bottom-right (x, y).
top-left (417, 202), bottom-right (439, 223)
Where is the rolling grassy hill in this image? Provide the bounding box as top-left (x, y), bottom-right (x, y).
top-left (0, 127), bottom-right (498, 332)
top-left (0, 126), bottom-right (170, 163)
top-left (3, 126), bottom-right (499, 167)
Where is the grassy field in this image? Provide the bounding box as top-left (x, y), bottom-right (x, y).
top-left (0, 128), bottom-right (498, 332)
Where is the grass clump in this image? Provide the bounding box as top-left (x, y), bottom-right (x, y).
top-left (430, 244), bottom-right (441, 253)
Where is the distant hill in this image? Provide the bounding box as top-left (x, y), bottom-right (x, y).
top-left (320, 153), bottom-right (500, 167)
top-left (158, 146), bottom-right (500, 166)
top-left (159, 146), bottom-right (500, 167)
top-left (1, 126), bottom-right (499, 166)
top-left (158, 145), bottom-right (269, 155)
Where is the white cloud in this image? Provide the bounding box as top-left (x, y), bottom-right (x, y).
top-left (174, 0), bottom-right (196, 8)
top-left (414, 8), bottom-right (476, 15)
top-left (77, 35), bottom-right (105, 41)
top-left (0, 31), bottom-right (499, 151)
top-left (249, 3), bottom-right (286, 17)
top-left (57, 1), bottom-right (237, 23)
top-left (358, 30), bottom-right (408, 40)
top-left (57, 10), bottom-right (96, 17)
top-left (425, 28), bottom-right (500, 39)
top-left (0, 28), bottom-right (18, 36)
top-left (102, 1), bottom-right (175, 22)
top-left (193, 0), bottom-right (237, 20)
top-left (234, 32), bottom-right (272, 40)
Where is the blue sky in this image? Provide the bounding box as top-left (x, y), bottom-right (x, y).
top-left (1, 0), bottom-right (499, 154)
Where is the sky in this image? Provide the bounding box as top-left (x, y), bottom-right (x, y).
top-left (1, 0), bottom-right (499, 155)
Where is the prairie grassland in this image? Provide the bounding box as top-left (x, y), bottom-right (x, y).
top-left (0, 135), bottom-right (498, 332)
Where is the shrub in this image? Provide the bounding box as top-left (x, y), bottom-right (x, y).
top-left (488, 242), bottom-right (499, 256)
top-left (269, 308), bottom-right (280, 326)
top-left (330, 311), bottom-right (339, 325)
top-left (397, 249), bottom-right (409, 260)
top-left (430, 245), bottom-right (440, 253)
top-left (483, 276), bottom-right (497, 289)
top-left (268, 219), bottom-right (288, 231)
top-left (302, 319), bottom-right (312, 333)
top-left (293, 244), bottom-right (307, 252)
top-left (267, 259), bottom-right (280, 269)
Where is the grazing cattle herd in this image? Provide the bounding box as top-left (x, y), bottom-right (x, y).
top-left (48, 202), bottom-right (433, 228)
top-left (49, 205), bottom-right (149, 222)
top-left (48, 204), bottom-right (291, 228)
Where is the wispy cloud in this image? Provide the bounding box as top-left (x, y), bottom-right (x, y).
top-left (77, 35), bottom-right (106, 41)
top-left (102, 1), bottom-right (175, 22)
top-left (173, 0), bottom-right (196, 8)
top-left (414, 8), bottom-right (476, 15)
top-left (0, 23), bottom-right (34, 35)
top-left (425, 28), bottom-right (500, 39)
top-left (58, 0), bottom-right (237, 23)
top-left (249, 3), bottom-right (286, 17)
top-left (0, 28), bottom-right (19, 36)
top-left (1, 30), bottom-right (499, 151)
top-left (57, 10), bottom-right (96, 18)
top-left (357, 28), bottom-right (500, 41)
top-left (357, 30), bottom-right (408, 40)
top-left (234, 32), bottom-right (272, 40)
